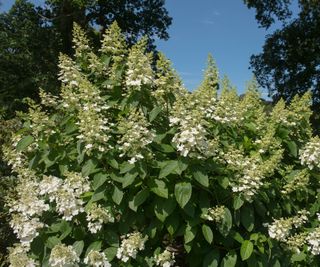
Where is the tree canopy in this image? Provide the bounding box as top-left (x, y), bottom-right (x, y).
top-left (244, 0), bottom-right (320, 124)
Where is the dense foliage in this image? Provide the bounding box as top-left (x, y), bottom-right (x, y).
top-left (244, 0), bottom-right (320, 126)
top-left (3, 23), bottom-right (320, 267)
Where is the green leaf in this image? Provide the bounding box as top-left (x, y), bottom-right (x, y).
top-left (91, 188), bottom-right (106, 202)
top-left (193, 170), bottom-right (209, 187)
top-left (286, 140), bottom-right (298, 157)
top-left (241, 206), bottom-right (255, 232)
top-left (159, 160), bottom-right (179, 178)
top-left (217, 176), bottom-right (229, 189)
top-left (104, 247), bottom-right (118, 261)
top-left (202, 224), bottom-right (213, 244)
top-left (129, 188), bottom-right (149, 211)
top-left (218, 207), bottom-right (232, 237)
top-left (184, 224), bottom-right (197, 244)
top-left (45, 236), bottom-right (61, 249)
top-left (233, 195), bottom-right (244, 210)
top-left (155, 197), bottom-right (176, 222)
top-left (166, 213), bottom-right (180, 235)
top-left (119, 162), bottom-right (135, 174)
top-left (122, 172), bottom-right (138, 188)
top-left (149, 106), bottom-right (162, 122)
top-left (16, 135), bottom-right (34, 151)
top-left (92, 173), bottom-right (108, 190)
top-left (112, 186), bottom-right (124, 205)
top-left (73, 240), bottom-right (84, 256)
top-left (203, 250), bottom-right (219, 267)
top-left (291, 252), bottom-right (306, 262)
top-left (240, 240), bottom-right (254, 261)
top-left (175, 182), bottom-right (192, 208)
top-left (82, 159), bottom-right (98, 177)
top-left (150, 179), bottom-right (168, 198)
top-left (221, 251), bottom-right (237, 267)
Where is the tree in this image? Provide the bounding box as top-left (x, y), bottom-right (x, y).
top-left (0, 0), bottom-right (61, 116)
top-left (244, 0), bottom-right (320, 127)
top-left (44, 0), bottom-right (172, 54)
top-left (0, 0), bottom-right (172, 117)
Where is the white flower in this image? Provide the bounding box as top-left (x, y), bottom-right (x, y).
top-left (155, 249), bottom-right (175, 267)
top-left (49, 244), bottom-right (80, 267)
top-left (8, 244), bottom-right (38, 267)
top-left (117, 232), bottom-right (147, 262)
top-left (84, 250), bottom-right (111, 267)
top-left (10, 215), bottom-right (44, 246)
top-left (299, 137), bottom-right (320, 170)
top-left (86, 203), bottom-right (114, 233)
top-left (306, 227), bottom-right (320, 255)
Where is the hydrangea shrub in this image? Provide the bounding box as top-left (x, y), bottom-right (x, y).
top-left (4, 22), bottom-right (320, 266)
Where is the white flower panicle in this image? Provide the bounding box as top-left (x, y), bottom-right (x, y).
top-left (9, 176), bottom-right (49, 218)
top-left (86, 203), bottom-right (114, 233)
top-left (58, 54), bottom-right (81, 87)
top-left (84, 250), bottom-right (111, 267)
top-left (125, 38), bottom-right (153, 91)
top-left (7, 169), bottom-right (48, 247)
top-left (267, 210), bottom-right (309, 241)
top-left (281, 169), bottom-right (310, 194)
top-left (116, 232), bottom-right (148, 262)
top-left (232, 160), bottom-right (264, 200)
top-left (8, 244), bottom-right (38, 267)
top-left (299, 137), bottom-right (320, 170)
top-left (155, 249), bottom-right (175, 267)
top-left (72, 23), bottom-right (91, 58)
top-left (38, 172), bottom-right (90, 221)
top-left (117, 108), bottom-right (155, 163)
top-left (306, 227), bottom-right (320, 255)
top-left (153, 52), bottom-right (184, 103)
top-left (39, 89), bottom-right (59, 107)
top-left (203, 205), bottom-right (225, 223)
top-left (49, 244), bottom-right (80, 267)
top-left (100, 21), bottom-right (127, 57)
top-left (10, 214), bottom-right (44, 247)
top-left (210, 77), bottom-right (243, 124)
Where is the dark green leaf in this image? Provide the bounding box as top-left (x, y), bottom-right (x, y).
top-left (112, 186), bottom-right (124, 205)
top-left (82, 159), bottom-right (98, 177)
top-left (203, 250), bottom-right (219, 267)
top-left (202, 224), bottom-right (213, 244)
top-left (193, 170), bottom-right (209, 187)
top-left (150, 179), bottom-right (168, 198)
top-left (104, 247), bottom-right (118, 261)
top-left (45, 236), bottom-right (61, 249)
top-left (122, 172), bottom-right (138, 188)
top-left (129, 188), bottom-right (149, 211)
top-left (159, 160), bottom-right (179, 178)
top-left (16, 135), bottom-right (34, 151)
top-left (233, 195), bottom-right (244, 210)
top-left (92, 173), bottom-right (108, 190)
top-left (218, 207), bottom-right (232, 237)
top-left (175, 182), bottom-right (192, 208)
top-left (73, 240), bottom-right (84, 256)
top-left (184, 224), bottom-right (197, 244)
top-left (149, 106), bottom-right (162, 122)
top-left (286, 140), bottom-right (298, 157)
top-left (155, 197), bottom-right (176, 222)
top-left (241, 206), bottom-right (255, 232)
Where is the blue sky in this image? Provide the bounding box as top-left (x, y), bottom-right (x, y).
top-left (1, 0), bottom-right (285, 97)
